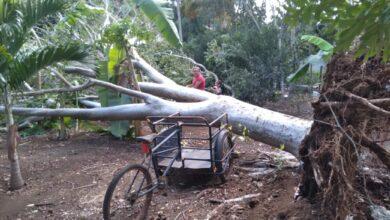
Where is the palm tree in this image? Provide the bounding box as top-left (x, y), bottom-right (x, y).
top-left (0, 0), bottom-right (90, 190)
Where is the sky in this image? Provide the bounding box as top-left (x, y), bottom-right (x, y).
top-left (255, 0), bottom-right (285, 22)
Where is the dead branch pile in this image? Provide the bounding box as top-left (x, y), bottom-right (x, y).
top-left (299, 54), bottom-right (390, 218)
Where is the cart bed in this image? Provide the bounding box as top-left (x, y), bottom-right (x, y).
top-left (158, 149), bottom-right (211, 169)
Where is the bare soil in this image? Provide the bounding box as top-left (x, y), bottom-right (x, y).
top-left (0, 127), bottom-right (318, 219)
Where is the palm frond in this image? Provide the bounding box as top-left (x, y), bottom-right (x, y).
top-left (7, 42), bottom-right (90, 88)
top-left (131, 0), bottom-right (182, 48)
top-left (19, 0), bottom-right (68, 30)
top-left (0, 0), bottom-right (24, 53)
top-left (0, 0), bottom-right (18, 24)
top-left (1, 0), bottom-right (68, 55)
top-left (0, 43), bottom-right (12, 72)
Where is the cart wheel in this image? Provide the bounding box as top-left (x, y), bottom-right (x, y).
top-left (103, 164), bottom-right (153, 220)
top-left (214, 129), bottom-right (234, 183)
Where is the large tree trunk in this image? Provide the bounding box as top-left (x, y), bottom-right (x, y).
top-left (1, 54), bottom-right (313, 157)
top-left (3, 85), bottom-right (24, 190)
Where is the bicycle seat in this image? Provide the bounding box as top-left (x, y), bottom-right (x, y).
top-left (136, 133), bottom-right (158, 143)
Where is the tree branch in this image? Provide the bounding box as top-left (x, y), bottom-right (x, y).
top-left (13, 78), bottom-right (163, 104)
top-left (155, 52), bottom-right (235, 96)
top-left (49, 67), bottom-right (74, 87)
top-left (0, 104), bottom-right (151, 120)
top-left (64, 66), bottom-right (96, 78)
top-left (139, 82), bottom-right (214, 102)
top-left (13, 80), bottom-right (94, 96)
top-left (157, 52), bottom-right (219, 82)
top-left (23, 82), bottom-right (34, 91)
top-left (89, 78), bottom-right (161, 104)
top-left (18, 116), bottom-right (45, 129)
top-left (131, 49), bottom-right (176, 85)
top-left (78, 99), bottom-right (101, 108)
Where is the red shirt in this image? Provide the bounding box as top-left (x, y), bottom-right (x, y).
top-left (192, 74), bottom-right (206, 90)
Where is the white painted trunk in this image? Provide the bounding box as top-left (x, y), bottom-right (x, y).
top-left (3, 95), bottom-right (312, 157)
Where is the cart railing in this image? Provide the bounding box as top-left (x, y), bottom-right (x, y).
top-left (146, 113), bottom-right (228, 128)
top-left (151, 128), bottom-right (180, 154)
top-left (143, 112), bottom-right (233, 177)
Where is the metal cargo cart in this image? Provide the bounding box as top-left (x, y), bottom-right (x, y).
top-left (103, 112), bottom-right (236, 219)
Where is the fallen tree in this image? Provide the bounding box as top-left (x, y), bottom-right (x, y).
top-left (1, 52), bottom-right (313, 157)
top-left (1, 51), bottom-right (389, 219)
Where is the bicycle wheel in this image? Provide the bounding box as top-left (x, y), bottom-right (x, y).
top-left (214, 129), bottom-right (234, 183)
top-left (103, 164), bottom-right (153, 220)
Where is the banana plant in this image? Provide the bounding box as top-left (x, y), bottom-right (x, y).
top-left (0, 0), bottom-right (90, 190)
top-left (287, 35), bottom-right (334, 82)
top-left (97, 43), bottom-right (131, 138)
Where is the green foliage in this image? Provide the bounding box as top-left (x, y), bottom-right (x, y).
top-left (203, 20), bottom-right (302, 103)
top-left (151, 54), bottom-right (192, 85)
top-left (177, 1), bottom-right (316, 103)
top-left (130, 0), bottom-right (182, 48)
top-left (285, 0), bottom-right (390, 61)
top-left (79, 120), bottom-right (108, 133)
top-left (93, 0), bottom-right (185, 138)
top-left (19, 118), bottom-right (57, 138)
top-left (65, 2), bottom-right (104, 26)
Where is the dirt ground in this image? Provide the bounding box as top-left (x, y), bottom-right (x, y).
top-left (0, 126), bottom-right (318, 219)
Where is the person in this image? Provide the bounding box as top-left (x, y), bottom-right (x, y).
top-left (212, 80), bottom-right (222, 95)
top-left (190, 66), bottom-right (206, 90)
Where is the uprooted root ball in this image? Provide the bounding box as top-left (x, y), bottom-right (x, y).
top-left (299, 53), bottom-right (390, 218)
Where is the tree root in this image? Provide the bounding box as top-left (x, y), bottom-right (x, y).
top-left (299, 54), bottom-right (390, 218)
